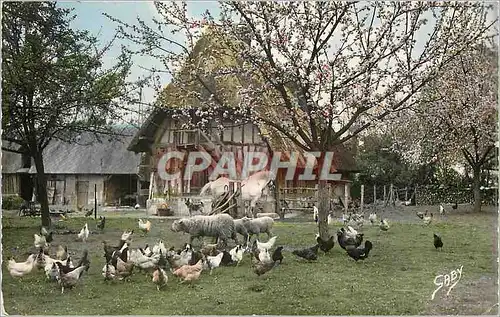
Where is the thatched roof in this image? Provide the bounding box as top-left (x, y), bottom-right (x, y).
top-left (129, 27), bottom-right (358, 172)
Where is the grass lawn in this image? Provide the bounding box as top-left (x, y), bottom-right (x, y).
top-left (1, 211), bottom-right (497, 315)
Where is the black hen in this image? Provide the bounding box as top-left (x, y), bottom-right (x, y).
top-left (452, 202), bottom-right (458, 210)
top-left (220, 250), bottom-right (235, 266)
top-left (292, 244), bottom-right (320, 261)
top-left (97, 216), bottom-right (106, 231)
top-left (76, 250), bottom-right (90, 272)
top-left (346, 240), bottom-right (373, 262)
top-left (433, 233), bottom-right (443, 250)
top-left (272, 246), bottom-right (284, 264)
top-left (316, 234), bottom-right (335, 253)
top-left (85, 209), bottom-right (94, 217)
top-left (188, 250), bottom-right (204, 265)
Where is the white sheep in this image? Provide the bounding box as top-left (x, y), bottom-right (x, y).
top-left (241, 216), bottom-right (274, 243)
top-left (171, 214), bottom-right (238, 247)
top-left (233, 218), bottom-right (250, 245)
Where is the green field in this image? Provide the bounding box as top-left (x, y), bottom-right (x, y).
top-left (1, 211), bottom-right (497, 315)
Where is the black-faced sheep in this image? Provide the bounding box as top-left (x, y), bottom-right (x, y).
top-left (171, 214), bottom-right (238, 248)
top-left (241, 216), bottom-right (274, 243)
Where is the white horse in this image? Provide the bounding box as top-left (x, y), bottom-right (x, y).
top-left (199, 170), bottom-right (274, 217)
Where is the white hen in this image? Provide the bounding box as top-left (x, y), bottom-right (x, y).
top-left (77, 223), bottom-right (89, 242)
top-left (369, 212), bottom-right (377, 225)
top-left (256, 236), bottom-right (278, 252)
top-left (8, 254), bottom-right (37, 277)
top-left (34, 234), bottom-right (48, 249)
top-left (152, 240), bottom-right (167, 256)
top-left (203, 252), bottom-right (224, 275)
top-left (229, 245), bottom-right (245, 265)
top-left (258, 249), bottom-right (271, 262)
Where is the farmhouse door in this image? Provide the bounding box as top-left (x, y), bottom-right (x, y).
top-left (76, 181), bottom-right (89, 208)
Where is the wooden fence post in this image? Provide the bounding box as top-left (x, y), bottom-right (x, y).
top-left (344, 183), bottom-right (349, 214)
top-left (405, 187), bottom-right (408, 202)
top-left (389, 184), bottom-right (394, 206)
top-left (360, 184), bottom-right (364, 213)
top-left (236, 181), bottom-right (244, 218)
top-left (373, 185), bottom-right (376, 204)
top-left (383, 185), bottom-right (387, 205)
top-left (414, 186), bottom-right (418, 206)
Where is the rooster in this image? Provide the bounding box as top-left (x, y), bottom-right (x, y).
top-left (77, 223), bottom-right (89, 242)
top-left (138, 219), bottom-right (151, 234)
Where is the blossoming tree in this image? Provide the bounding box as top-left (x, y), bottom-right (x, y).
top-left (392, 44), bottom-right (497, 212)
top-left (110, 1), bottom-right (496, 238)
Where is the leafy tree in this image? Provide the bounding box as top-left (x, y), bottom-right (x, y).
top-left (392, 44), bottom-right (497, 212)
top-left (356, 133), bottom-right (418, 187)
top-left (2, 2), bottom-right (131, 226)
top-left (110, 2), bottom-right (496, 238)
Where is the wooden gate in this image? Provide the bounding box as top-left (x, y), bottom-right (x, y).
top-left (76, 181), bottom-right (89, 208)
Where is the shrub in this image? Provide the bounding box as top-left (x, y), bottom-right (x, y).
top-left (2, 195), bottom-right (25, 210)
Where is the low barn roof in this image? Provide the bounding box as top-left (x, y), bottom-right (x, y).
top-left (26, 126), bottom-right (141, 175)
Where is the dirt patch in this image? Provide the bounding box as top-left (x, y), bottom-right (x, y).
top-left (424, 274), bottom-right (498, 315)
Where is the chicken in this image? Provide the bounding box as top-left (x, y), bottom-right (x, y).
top-left (292, 244), bottom-right (320, 261)
top-left (56, 262), bottom-right (89, 293)
top-left (121, 230), bottom-right (134, 242)
top-left (102, 263), bottom-right (117, 281)
top-left (255, 236), bottom-right (278, 252)
top-left (200, 243), bottom-right (218, 257)
top-left (188, 250), bottom-right (204, 266)
top-left (46, 262), bottom-right (60, 282)
top-left (85, 209), bottom-right (93, 217)
top-left (327, 213), bottom-right (334, 225)
top-left (258, 249), bottom-right (271, 262)
top-left (342, 213), bottom-right (350, 225)
top-left (346, 240), bottom-right (373, 262)
top-left (103, 237), bottom-right (128, 263)
top-left (423, 213), bottom-right (433, 225)
top-left (7, 254), bottom-right (37, 277)
top-left (337, 229), bottom-right (364, 250)
top-left (129, 249), bottom-right (160, 271)
top-left (416, 210), bottom-right (425, 219)
top-left (219, 250), bottom-right (235, 266)
top-left (152, 266), bottom-right (168, 290)
top-left (452, 202), bottom-right (458, 210)
top-left (271, 246), bottom-right (284, 264)
top-left (55, 256), bottom-right (77, 275)
top-left (439, 205), bottom-right (445, 215)
top-left (116, 256), bottom-right (134, 279)
top-left (379, 219), bottom-right (390, 231)
top-left (56, 245), bottom-right (68, 261)
top-left (77, 223), bottom-right (89, 242)
top-left (34, 234), bottom-right (48, 249)
top-left (229, 245), bottom-right (245, 265)
top-left (252, 258), bottom-right (278, 276)
top-left (152, 240), bottom-right (167, 256)
top-left (369, 212), bottom-right (377, 225)
top-left (433, 233), bottom-right (443, 250)
top-left (40, 227), bottom-right (53, 244)
top-left (203, 252), bottom-right (224, 275)
top-left (316, 233), bottom-right (335, 253)
top-left (76, 250), bottom-right (90, 272)
top-left (172, 260), bottom-right (204, 283)
top-left (97, 216), bottom-right (106, 231)
top-left (312, 205), bottom-right (319, 223)
top-left (138, 219), bottom-right (151, 234)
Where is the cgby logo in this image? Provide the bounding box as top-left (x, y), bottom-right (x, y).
top-left (431, 265), bottom-right (463, 300)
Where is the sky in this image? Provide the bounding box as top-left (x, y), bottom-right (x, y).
top-left (57, 1), bottom-right (498, 126)
top-left (57, 1), bottom-right (222, 124)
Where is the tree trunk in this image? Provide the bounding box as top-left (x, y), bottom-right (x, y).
top-left (472, 167), bottom-right (482, 212)
top-left (33, 150), bottom-right (51, 227)
top-left (317, 180), bottom-right (330, 241)
top-left (274, 180), bottom-right (284, 220)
